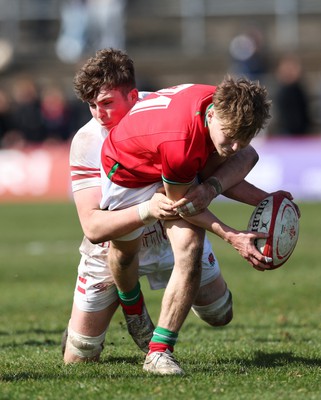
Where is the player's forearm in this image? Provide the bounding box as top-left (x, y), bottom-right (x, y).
top-left (181, 208), bottom-right (271, 268)
top-left (200, 145), bottom-right (259, 198)
top-left (223, 180), bottom-right (268, 206)
top-left (181, 208), bottom-right (238, 243)
top-left (81, 206), bottom-right (145, 244)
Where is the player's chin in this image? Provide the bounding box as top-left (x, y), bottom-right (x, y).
top-left (101, 123), bottom-right (112, 130)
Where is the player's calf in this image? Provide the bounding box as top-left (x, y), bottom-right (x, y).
top-left (192, 289), bottom-right (233, 327)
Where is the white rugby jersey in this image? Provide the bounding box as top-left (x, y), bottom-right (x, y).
top-left (69, 93), bottom-right (170, 259)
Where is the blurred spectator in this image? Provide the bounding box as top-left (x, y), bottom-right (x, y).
top-left (273, 54), bottom-right (311, 136)
top-left (229, 27), bottom-right (269, 82)
top-left (0, 88), bottom-right (27, 149)
top-left (40, 85), bottom-right (72, 142)
top-left (68, 97), bottom-right (92, 136)
top-left (87, 0), bottom-right (126, 51)
top-left (0, 39), bottom-right (14, 72)
top-left (56, 0), bottom-right (126, 64)
top-left (56, 0), bottom-right (90, 63)
top-left (0, 80), bottom-right (93, 148)
top-left (10, 77), bottom-right (45, 143)
top-left (0, 89), bottom-right (13, 142)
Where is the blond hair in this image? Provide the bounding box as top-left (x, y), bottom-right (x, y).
top-left (213, 76), bottom-right (271, 140)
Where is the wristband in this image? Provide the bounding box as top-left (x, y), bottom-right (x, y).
top-left (137, 201), bottom-right (157, 225)
top-left (205, 176), bottom-right (223, 197)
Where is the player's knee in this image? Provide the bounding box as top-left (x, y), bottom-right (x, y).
top-left (109, 239), bottom-right (141, 271)
top-left (192, 289), bottom-right (233, 327)
top-left (178, 251), bottom-right (203, 281)
top-left (110, 251), bottom-right (137, 272)
top-left (186, 232), bottom-right (204, 256)
top-left (65, 326), bottom-right (106, 362)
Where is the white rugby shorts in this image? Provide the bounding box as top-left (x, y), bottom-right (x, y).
top-left (100, 177), bottom-right (163, 240)
top-left (73, 225), bottom-right (220, 312)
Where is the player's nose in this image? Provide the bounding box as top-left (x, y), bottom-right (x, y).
top-left (96, 107), bottom-right (106, 118)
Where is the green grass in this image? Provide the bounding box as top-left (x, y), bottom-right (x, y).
top-left (0, 201), bottom-right (320, 400)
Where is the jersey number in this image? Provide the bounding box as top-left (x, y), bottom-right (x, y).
top-left (130, 84), bottom-right (194, 115)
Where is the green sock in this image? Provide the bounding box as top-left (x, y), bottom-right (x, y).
top-left (118, 282), bottom-right (141, 306)
top-left (151, 326), bottom-right (178, 347)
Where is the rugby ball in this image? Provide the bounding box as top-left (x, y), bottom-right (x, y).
top-left (247, 193), bottom-right (299, 269)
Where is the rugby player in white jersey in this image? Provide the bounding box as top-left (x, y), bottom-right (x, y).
top-left (63, 48), bottom-right (291, 372)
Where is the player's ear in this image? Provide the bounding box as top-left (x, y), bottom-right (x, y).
top-left (129, 88), bottom-right (139, 103)
top-left (206, 107), bottom-right (215, 124)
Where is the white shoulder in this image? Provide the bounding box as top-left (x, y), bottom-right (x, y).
top-left (70, 118), bottom-right (106, 192)
top-left (70, 118), bottom-right (105, 169)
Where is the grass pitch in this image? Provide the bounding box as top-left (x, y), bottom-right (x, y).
top-left (0, 201), bottom-right (320, 400)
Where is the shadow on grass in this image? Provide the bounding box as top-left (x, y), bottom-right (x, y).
top-left (0, 328), bottom-right (64, 336)
top-left (0, 328), bottom-right (65, 348)
top-left (189, 351), bottom-right (321, 373)
top-left (196, 322), bottom-right (317, 333)
top-left (250, 351), bottom-right (321, 368)
top-left (0, 339), bottom-right (57, 348)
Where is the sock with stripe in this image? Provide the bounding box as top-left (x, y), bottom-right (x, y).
top-left (118, 281), bottom-right (144, 315)
top-left (148, 326), bottom-right (178, 354)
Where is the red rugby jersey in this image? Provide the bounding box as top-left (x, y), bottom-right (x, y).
top-left (101, 84), bottom-right (216, 188)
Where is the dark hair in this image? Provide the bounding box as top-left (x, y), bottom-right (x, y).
top-left (74, 48), bottom-right (136, 102)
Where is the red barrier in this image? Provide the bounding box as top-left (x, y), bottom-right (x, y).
top-left (0, 143), bottom-right (71, 202)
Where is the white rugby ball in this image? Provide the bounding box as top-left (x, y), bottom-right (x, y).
top-left (247, 193), bottom-right (299, 269)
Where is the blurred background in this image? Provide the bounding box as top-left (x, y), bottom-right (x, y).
top-left (0, 0), bottom-right (320, 202)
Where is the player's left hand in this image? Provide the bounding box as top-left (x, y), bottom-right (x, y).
top-left (149, 192), bottom-right (178, 220)
top-left (228, 230), bottom-right (273, 272)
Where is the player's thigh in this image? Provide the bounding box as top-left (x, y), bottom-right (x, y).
top-left (69, 300), bottom-right (119, 337)
top-left (194, 273), bottom-right (227, 306)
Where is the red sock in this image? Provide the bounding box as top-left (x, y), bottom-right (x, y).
top-left (120, 292), bottom-right (144, 315)
top-left (148, 342), bottom-right (174, 355)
